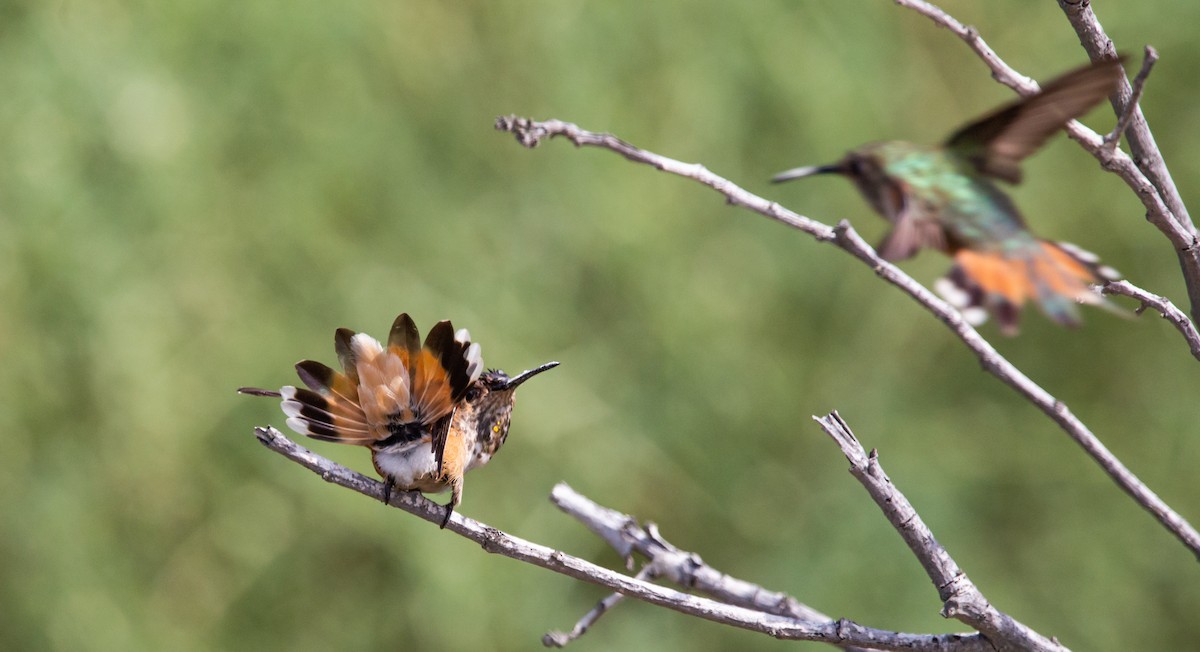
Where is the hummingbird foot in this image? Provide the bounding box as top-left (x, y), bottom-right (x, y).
top-left (382, 477), bottom-right (394, 505)
top-left (440, 479), bottom-right (463, 529)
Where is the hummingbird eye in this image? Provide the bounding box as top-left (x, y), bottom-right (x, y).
top-left (464, 386), bottom-right (483, 402)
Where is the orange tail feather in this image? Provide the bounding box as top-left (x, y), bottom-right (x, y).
top-left (936, 241), bottom-right (1119, 335)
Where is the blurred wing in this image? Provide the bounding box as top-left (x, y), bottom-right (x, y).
top-left (877, 212), bottom-right (947, 261)
top-left (872, 177), bottom-right (947, 261)
top-left (945, 57), bottom-right (1125, 184)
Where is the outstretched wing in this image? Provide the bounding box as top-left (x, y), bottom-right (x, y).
top-left (420, 323), bottom-right (484, 476)
top-left (945, 57), bottom-right (1125, 184)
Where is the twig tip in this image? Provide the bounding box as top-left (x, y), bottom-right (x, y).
top-left (253, 425), bottom-right (277, 447)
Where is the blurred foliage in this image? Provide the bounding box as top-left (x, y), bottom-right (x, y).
top-left (1, 0), bottom-right (1198, 650)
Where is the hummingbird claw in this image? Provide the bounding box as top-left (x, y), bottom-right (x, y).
top-left (439, 480), bottom-right (463, 529)
top-left (382, 477), bottom-right (394, 505)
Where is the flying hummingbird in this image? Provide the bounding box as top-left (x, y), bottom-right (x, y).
top-left (772, 58), bottom-right (1126, 334)
top-left (240, 313), bottom-right (558, 528)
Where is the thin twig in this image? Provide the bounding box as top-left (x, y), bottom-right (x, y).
top-left (253, 426), bottom-right (988, 650)
top-left (543, 565), bottom-right (656, 648)
top-left (813, 412), bottom-right (1065, 652)
top-left (1105, 46), bottom-right (1158, 150)
top-left (1054, 1), bottom-right (1192, 224)
top-left (1102, 280), bottom-right (1200, 360)
top-left (494, 115), bottom-right (1200, 560)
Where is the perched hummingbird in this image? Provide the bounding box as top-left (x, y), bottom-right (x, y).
top-left (240, 313), bottom-right (558, 528)
top-left (773, 58), bottom-right (1126, 334)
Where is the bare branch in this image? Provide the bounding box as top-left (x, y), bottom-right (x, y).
top-left (494, 115), bottom-right (1200, 559)
top-left (500, 117), bottom-right (836, 243)
top-left (1055, 2), bottom-right (1192, 224)
top-left (254, 426), bottom-right (986, 650)
top-left (1105, 47), bottom-right (1159, 150)
top-left (894, 0), bottom-right (1200, 332)
top-left (1053, 0), bottom-right (1200, 325)
top-left (813, 412), bottom-right (1065, 652)
top-left (550, 483), bottom-right (989, 652)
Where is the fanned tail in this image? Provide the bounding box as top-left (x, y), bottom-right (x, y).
top-left (353, 316), bottom-right (481, 432)
top-left (237, 357), bottom-right (373, 444)
top-left (934, 240), bottom-right (1120, 335)
top-left (281, 358), bottom-right (372, 443)
top-left (280, 384), bottom-right (373, 443)
top-left (239, 313), bottom-right (486, 464)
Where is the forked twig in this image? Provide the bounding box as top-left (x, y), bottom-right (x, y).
top-left (1105, 46), bottom-right (1159, 150)
top-left (543, 565), bottom-right (656, 648)
top-left (548, 483), bottom-right (992, 652)
top-left (895, 0), bottom-right (1200, 331)
top-left (1101, 280), bottom-right (1200, 360)
top-left (813, 412), bottom-right (1063, 651)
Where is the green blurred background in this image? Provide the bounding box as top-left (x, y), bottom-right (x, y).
top-left (3, 0), bottom-right (1198, 650)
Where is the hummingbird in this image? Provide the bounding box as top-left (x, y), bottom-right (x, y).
top-left (772, 58), bottom-right (1126, 334)
top-left (240, 313), bottom-right (558, 528)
